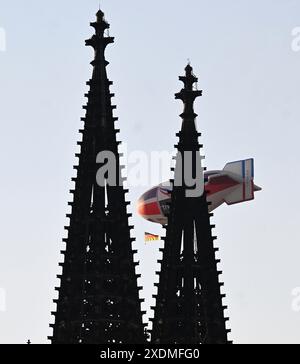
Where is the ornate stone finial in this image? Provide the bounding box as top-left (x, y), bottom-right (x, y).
top-left (175, 64), bottom-right (202, 103)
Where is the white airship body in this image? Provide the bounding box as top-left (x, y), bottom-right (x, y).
top-left (137, 158), bottom-right (261, 225)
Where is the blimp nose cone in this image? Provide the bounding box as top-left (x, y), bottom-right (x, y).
top-left (137, 187), bottom-right (159, 217)
top-left (137, 197), bottom-right (146, 216)
top-left (136, 187), bottom-right (169, 225)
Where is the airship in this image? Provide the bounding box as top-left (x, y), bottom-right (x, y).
top-left (137, 158), bottom-right (261, 225)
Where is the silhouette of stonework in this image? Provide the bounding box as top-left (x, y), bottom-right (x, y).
top-left (49, 10), bottom-right (146, 344)
top-left (151, 65), bottom-right (231, 344)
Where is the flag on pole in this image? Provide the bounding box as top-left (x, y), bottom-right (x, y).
top-left (144, 232), bottom-right (160, 243)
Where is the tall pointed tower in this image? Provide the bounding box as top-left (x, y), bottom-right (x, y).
top-left (49, 10), bottom-right (146, 344)
top-left (151, 65), bottom-right (231, 344)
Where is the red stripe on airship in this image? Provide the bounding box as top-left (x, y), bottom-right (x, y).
top-left (205, 175), bottom-right (239, 196)
top-left (138, 201), bottom-right (161, 216)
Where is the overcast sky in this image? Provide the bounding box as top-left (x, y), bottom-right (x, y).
top-left (0, 0), bottom-right (300, 344)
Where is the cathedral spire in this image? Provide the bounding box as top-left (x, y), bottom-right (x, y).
top-left (49, 10), bottom-right (146, 344)
top-left (151, 66), bottom-right (230, 344)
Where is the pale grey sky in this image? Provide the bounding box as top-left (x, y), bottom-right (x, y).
top-left (0, 0), bottom-right (300, 343)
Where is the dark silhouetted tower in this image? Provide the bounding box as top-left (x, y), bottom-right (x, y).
top-left (49, 10), bottom-right (146, 344)
top-left (151, 65), bottom-right (231, 344)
